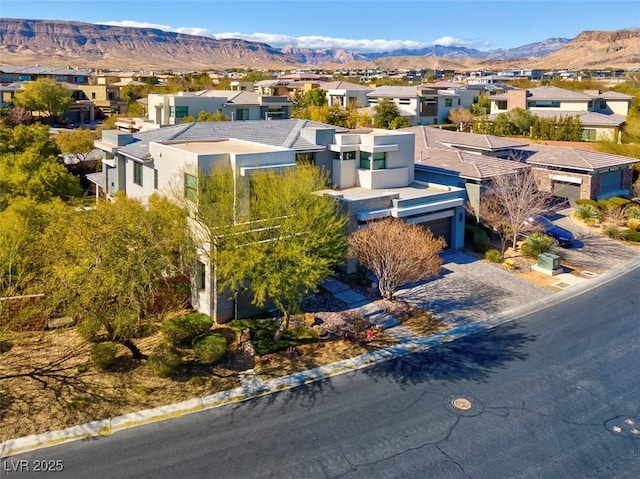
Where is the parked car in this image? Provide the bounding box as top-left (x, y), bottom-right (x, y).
top-left (523, 215), bottom-right (575, 247)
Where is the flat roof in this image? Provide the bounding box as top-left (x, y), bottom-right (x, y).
top-left (160, 139), bottom-right (284, 155)
top-left (325, 181), bottom-right (456, 202)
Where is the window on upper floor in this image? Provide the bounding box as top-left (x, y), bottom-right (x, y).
top-left (154, 169), bottom-right (159, 190)
top-left (133, 162), bottom-right (143, 186)
top-left (360, 151), bottom-right (386, 170)
top-left (169, 106), bottom-right (189, 118)
top-left (445, 98), bottom-right (453, 107)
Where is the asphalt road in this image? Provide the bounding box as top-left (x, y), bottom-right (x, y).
top-left (4, 265), bottom-right (640, 479)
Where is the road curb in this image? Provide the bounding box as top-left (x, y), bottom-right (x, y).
top-left (2, 258), bottom-right (639, 458)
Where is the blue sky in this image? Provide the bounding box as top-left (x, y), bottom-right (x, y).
top-left (2, 0), bottom-right (639, 52)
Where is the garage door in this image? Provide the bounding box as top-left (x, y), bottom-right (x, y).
top-left (552, 181), bottom-right (581, 204)
top-left (422, 217), bottom-right (452, 249)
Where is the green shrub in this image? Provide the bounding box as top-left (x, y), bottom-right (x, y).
top-left (622, 229), bottom-right (640, 242)
top-left (625, 205), bottom-right (640, 219)
top-left (228, 318), bottom-right (318, 355)
top-left (90, 341), bottom-right (118, 371)
top-left (608, 196), bottom-right (630, 208)
top-left (503, 258), bottom-right (516, 270)
top-left (597, 199), bottom-right (613, 211)
top-left (575, 204), bottom-right (601, 222)
top-left (472, 231), bottom-right (491, 253)
top-left (161, 313), bottom-right (213, 346)
top-left (627, 218), bottom-right (640, 231)
top-left (604, 226), bottom-right (625, 240)
top-left (575, 198), bottom-right (599, 208)
top-left (485, 249), bottom-right (502, 263)
top-left (148, 344), bottom-right (182, 377)
top-left (192, 333), bottom-right (227, 365)
top-left (520, 231), bottom-right (556, 258)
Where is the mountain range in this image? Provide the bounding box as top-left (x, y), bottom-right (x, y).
top-left (1, 18), bottom-right (639, 71)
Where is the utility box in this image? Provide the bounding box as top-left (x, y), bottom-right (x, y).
top-left (538, 252), bottom-right (560, 271)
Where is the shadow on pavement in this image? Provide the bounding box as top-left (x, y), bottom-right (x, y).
top-left (364, 322), bottom-right (536, 387)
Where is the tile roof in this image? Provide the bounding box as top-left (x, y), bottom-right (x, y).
top-left (117, 120), bottom-right (344, 160)
top-left (415, 146), bottom-right (530, 180)
top-left (490, 86), bottom-right (593, 101)
top-left (319, 81), bottom-right (372, 91)
top-left (367, 86), bottom-right (418, 98)
top-left (405, 126), bottom-right (530, 151)
top-left (523, 144), bottom-right (639, 171)
top-left (496, 110), bottom-right (627, 127)
top-left (593, 91), bottom-right (634, 100)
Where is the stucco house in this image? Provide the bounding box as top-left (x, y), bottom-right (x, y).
top-left (146, 89), bottom-right (293, 126)
top-left (488, 86), bottom-right (633, 141)
top-left (92, 120), bottom-right (465, 321)
top-left (406, 126), bottom-right (638, 208)
top-left (366, 85), bottom-right (477, 126)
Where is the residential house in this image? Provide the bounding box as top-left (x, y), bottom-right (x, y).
top-left (146, 90), bottom-right (294, 126)
top-left (0, 65), bottom-right (92, 85)
top-left (406, 126), bottom-right (638, 208)
top-left (92, 120), bottom-right (466, 321)
top-left (366, 85), bottom-right (477, 126)
top-left (322, 81), bottom-right (372, 108)
top-left (488, 86), bottom-right (633, 141)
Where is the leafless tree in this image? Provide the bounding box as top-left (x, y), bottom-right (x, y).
top-left (349, 218), bottom-right (446, 300)
top-left (473, 170), bottom-right (551, 253)
top-left (448, 107), bottom-right (474, 132)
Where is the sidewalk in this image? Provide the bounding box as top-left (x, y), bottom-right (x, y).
top-left (3, 255), bottom-right (640, 458)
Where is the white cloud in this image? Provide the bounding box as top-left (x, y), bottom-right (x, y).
top-left (95, 21), bottom-right (484, 52)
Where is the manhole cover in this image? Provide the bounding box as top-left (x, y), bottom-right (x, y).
top-left (452, 398), bottom-right (472, 410)
top-left (606, 416), bottom-right (640, 438)
top-left (444, 394), bottom-right (483, 417)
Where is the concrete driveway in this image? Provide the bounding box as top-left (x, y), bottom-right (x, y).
top-left (398, 251), bottom-right (550, 328)
top-left (550, 210), bottom-right (640, 273)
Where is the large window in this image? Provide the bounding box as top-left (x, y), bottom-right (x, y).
top-left (528, 100), bottom-right (560, 108)
top-left (169, 106), bottom-right (189, 118)
top-left (581, 129), bottom-right (597, 141)
top-left (133, 162), bottom-right (143, 186)
top-left (444, 98), bottom-right (453, 107)
top-left (496, 100), bottom-right (507, 110)
top-left (184, 173), bottom-right (198, 201)
top-left (360, 151), bottom-right (386, 170)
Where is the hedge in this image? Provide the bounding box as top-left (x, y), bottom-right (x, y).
top-left (148, 344), bottom-right (183, 377)
top-left (161, 313), bottom-right (213, 346)
top-left (192, 333), bottom-right (227, 365)
top-left (90, 341), bottom-right (118, 371)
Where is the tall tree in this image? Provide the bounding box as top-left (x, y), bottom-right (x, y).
top-left (349, 218), bottom-right (446, 300)
top-left (473, 170), bottom-right (551, 252)
top-left (42, 194), bottom-right (195, 359)
top-left (185, 164), bottom-right (348, 335)
top-left (221, 166), bottom-right (348, 338)
top-left (0, 124), bottom-right (82, 210)
top-left (55, 128), bottom-right (98, 163)
top-left (13, 78), bottom-right (72, 123)
top-left (373, 98), bottom-right (405, 129)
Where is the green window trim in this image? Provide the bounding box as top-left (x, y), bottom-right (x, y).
top-left (184, 173), bottom-right (198, 201)
top-left (133, 162), bottom-right (143, 186)
top-left (359, 151), bottom-right (387, 170)
top-left (169, 106), bottom-right (189, 118)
